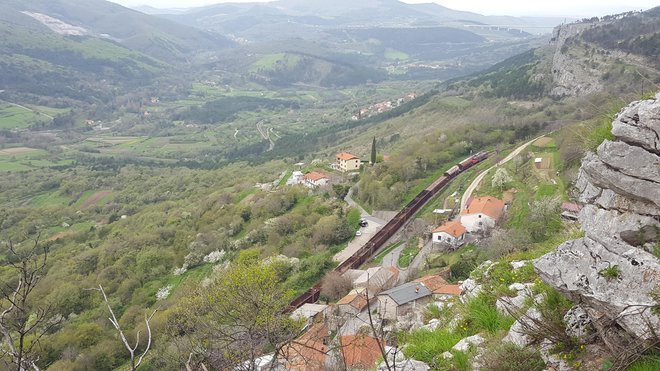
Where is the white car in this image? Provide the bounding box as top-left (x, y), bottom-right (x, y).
top-left (355, 231), bottom-right (362, 236)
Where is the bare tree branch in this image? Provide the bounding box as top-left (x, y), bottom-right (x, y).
top-left (95, 285), bottom-right (156, 371)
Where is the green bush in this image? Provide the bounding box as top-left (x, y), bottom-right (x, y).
top-left (402, 329), bottom-right (463, 364)
top-left (628, 352), bottom-right (660, 371)
top-left (461, 294), bottom-right (514, 335)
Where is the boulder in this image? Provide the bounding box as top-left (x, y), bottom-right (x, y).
top-left (610, 92), bottom-right (660, 153)
top-left (421, 318), bottom-right (441, 331)
top-left (503, 307), bottom-right (542, 348)
top-left (535, 236), bottom-right (660, 341)
top-left (563, 305), bottom-right (594, 343)
top-left (452, 334), bottom-right (485, 352)
top-left (460, 278), bottom-right (482, 303)
top-left (540, 338), bottom-right (572, 371)
top-left (510, 260), bottom-right (528, 270)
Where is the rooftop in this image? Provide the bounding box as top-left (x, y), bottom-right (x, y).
top-left (281, 323), bottom-right (328, 370)
top-left (461, 196), bottom-right (505, 220)
top-left (337, 152), bottom-right (359, 161)
top-left (337, 288), bottom-right (369, 311)
top-left (415, 275), bottom-right (462, 296)
top-left (378, 282), bottom-right (431, 305)
top-left (432, 219), bottom-right (466, 238)
top-left (304, 171), bottom-right (328, 181)
top-left (340, 335), bottom-right (382, 370)
top-left (290, 303), bottom-right (328, 321)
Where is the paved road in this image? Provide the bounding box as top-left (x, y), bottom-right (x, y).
top-left (381, 243), bottom-right (405, 268)
top-left (345, 188), bottom-right (367, 216)
top-left (460, 135), bottom-right (545, 210)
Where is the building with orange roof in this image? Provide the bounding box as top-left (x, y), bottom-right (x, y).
top-left (337, 288), bottom-right (371, 316)
top-left (339, 335), bottom-right (382, 370)
top-left (303, 171), bottom-right (329, 188)
top-left (280, 323), bottom-right (329, 371)
top-left (336, 152), bottom-right (361, 172)
top-left (460, 196), bottom-right (505, 233)
top-left (414, 275), bottom-right (462, 297)
top-left (432, 219), bottom-right (466, 247)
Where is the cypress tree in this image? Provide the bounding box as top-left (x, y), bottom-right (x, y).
top-left (371, 137), bottom-right (377, 165)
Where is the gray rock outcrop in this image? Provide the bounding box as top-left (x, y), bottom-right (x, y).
top-left (534, 93), bottom-right (660, 352)
top-left (550, 23), bottom-right (603, 97)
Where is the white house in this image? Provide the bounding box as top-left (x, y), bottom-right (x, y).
top-left (460, 196), bottom-right (505, 233)
top-left (432, 219), bottom-right (466, 247)
top-left (303, 171), bottom-right (329, 188)
top-left (286, 171), bottom-right (304, 185)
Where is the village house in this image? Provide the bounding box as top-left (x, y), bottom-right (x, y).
top-left (290, 303), bottom-right (329, 327)
top-left (280, 323), bottom-right (330, 371)
top-left (336, 152), bottom-right (361, 172)
top-left (460, 196), bottom-right (505, 233)
top-left (337, 288), bottom-right (371, 317)
top-left (353, 266), bottom-right (399, 292)
top-left (339, 335), bottom-right (383, 370)
top-left (377, 282), bottom-right (432, 320)
top-left (303, 171), bottom-right (329, 188)
top-left (414, 275), bottom-right (462, 299)
top-left (286, 170), bottom-right (304, 185)
top-left (432, 219), bottom-right (467, 248)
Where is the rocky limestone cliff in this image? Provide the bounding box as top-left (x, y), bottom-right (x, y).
top-left (550, 22), bottom-right (604, 97)
top-left (534, 93), bottom-right (660, 352)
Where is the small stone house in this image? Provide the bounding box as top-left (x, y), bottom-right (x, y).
top-left (460, 196), bottom-right (505, 233)
top-left (432, 219), bottom-right (467, 247)
top-left (377, 282), bottom-right (432, 320)
top-left (337, 288), bottom-right (371, 316)
top-left (336, 152), bottom-right (361, 172)
top-left (290, 303), bottom-right (329, 327)
top-left (414, 275), bottom-right (462, 299)
top-left (353, 266), bottom-right (399, 292)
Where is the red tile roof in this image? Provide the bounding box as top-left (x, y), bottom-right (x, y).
top-left (337, 152), bottom-right (359, 161)
top-left (432, 219), bottom-right (466, 238)
top-left (340, 335), bottom-right (382, 370)
top-left (415, 275), bottom-right (462, 296)
top-left (461, 196), bottom-right (505, 220)
top-left (304, 171), bottom-right (328, 182)
top-left (282, 323), bottom-right (329, 371)
top-left (337, 289), bottom-right (369, 311)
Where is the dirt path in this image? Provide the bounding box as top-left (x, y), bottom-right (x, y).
top-left (80, 190), bottom-right (112, 209)
top-left (256, 121), bottom-right (275, 151)
top-left (460, 135), bottom-right (545, 210)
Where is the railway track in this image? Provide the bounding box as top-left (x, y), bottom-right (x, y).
top-left (287, 151), bottom-right (489, 311)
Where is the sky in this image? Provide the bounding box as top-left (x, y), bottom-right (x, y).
top-left (108, 0), bottom-right (657, 18)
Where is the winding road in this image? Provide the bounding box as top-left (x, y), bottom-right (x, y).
top-left (460, 135), bottom-right (545, 210)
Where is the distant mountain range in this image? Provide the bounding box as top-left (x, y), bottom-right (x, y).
top-left (0, 0), bottom-right (234, 63)
top-left (157, 0), bottom-right (569, 37)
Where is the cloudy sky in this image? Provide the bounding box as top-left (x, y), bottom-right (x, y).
top-left (109, 0), bottom-right (657, 17)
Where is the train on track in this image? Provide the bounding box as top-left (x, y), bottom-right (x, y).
top-left (287, 151), bottom-right (489, 310)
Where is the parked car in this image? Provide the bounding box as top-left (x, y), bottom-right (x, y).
top-left (355, 231), bottom-right (362, 236)
top-left (359, 219), bottom-right (368, 227)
